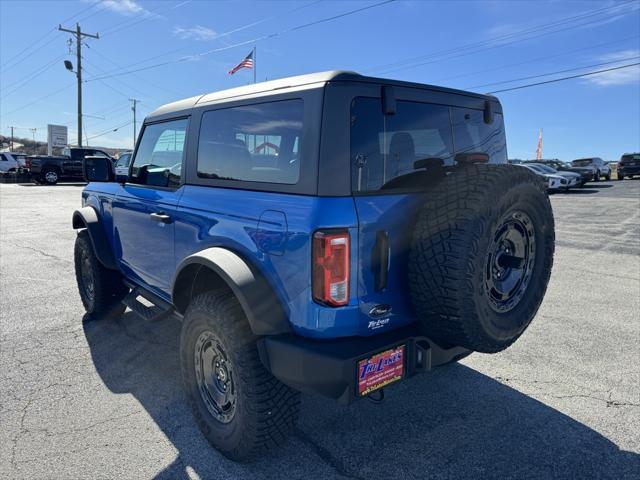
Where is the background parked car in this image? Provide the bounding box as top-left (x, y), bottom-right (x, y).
top-left (570, 157), bottom-right (611, 181)
top-left (114, 151), bottom-right (133, 177)
top-left (516, 163), bottom-right (567, 191)
top-left (27, 147), bottom-right (113, 185)
top-left (617, 153), bottom-right (640, 180)
top-left (531, 159), bottom-right (592, 185)
top-left (526, 162), bottom-right (580, 189)
top-left (0, 152), bottom-right (28, 172)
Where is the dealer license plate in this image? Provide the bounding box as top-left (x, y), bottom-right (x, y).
top-left (357, 345), bottom-right (405, 396)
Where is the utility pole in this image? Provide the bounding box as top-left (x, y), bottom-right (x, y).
top-left (59, 23), bottom-right (99, 147)
top-left (8, 126), bottom-right (15, 150)
top-left (129, 98), bottom-right (139, 149)
top-left (29, 128), bottom-right (37, 154)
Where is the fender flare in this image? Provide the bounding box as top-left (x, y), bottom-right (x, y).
top-left (72, 206), bottom-right (117, 270)
top-left (172, 247), bottom-right (291, 336)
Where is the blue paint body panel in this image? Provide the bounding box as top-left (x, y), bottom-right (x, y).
top-left (81, 172), bottom-right (434, 339)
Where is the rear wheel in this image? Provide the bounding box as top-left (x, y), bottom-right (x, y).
top-left (594, 170), bottom-right (601, 182)
top-left (605, 172), bottom-right (611, 181)
top-left (74, 230), bottom-right (127, 319)
top-left (409, 164), bottom-right (555, 353)
top-left (617, 173), bottom-right (624, 180)
top-left (180, 290), bottom-right (300, 462)
top-left (42, 168), bottom-right (59, 185)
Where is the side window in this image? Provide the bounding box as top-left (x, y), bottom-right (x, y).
top-left (197, 99), bottom-right (303, 185)
top-left (451, 108), bottom-right (507, 163)
top-left (130, 119), bottom-right (188, 187)
top-left (350, 97), bottom-right (453, 192)
top-left (0, 154), bottom-right (7, 161)
top-left (116, 153), bottom-right (131, 168)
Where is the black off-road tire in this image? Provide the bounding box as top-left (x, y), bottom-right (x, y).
top-left (605, 173), bottom-right (611, 181)
top-left (594, 171), bottom-right (601, 182)
top-left (180, 290), bottom-right (300, 462)
top-left (409, 164), bottom-right (555, 353)
top-left (74, 230), bottom-right (127, 319)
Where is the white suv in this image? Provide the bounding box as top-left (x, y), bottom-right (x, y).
top-left (0, 152), bottom-right (27, 173)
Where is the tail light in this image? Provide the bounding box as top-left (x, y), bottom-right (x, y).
top-left (312, 230), bottom-right (350, 306)
top-left (25, 158), bottom-right (30, 168)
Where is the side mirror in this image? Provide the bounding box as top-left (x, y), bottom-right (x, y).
top-left (83, 156), bottom-right (114, 182)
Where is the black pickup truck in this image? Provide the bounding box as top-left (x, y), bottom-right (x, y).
top-left (26, 147), bottom-right (113, 185)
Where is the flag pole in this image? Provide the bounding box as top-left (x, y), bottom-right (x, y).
top-left (253, 46), bottom-right (256, 84)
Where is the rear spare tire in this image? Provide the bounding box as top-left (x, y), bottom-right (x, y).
top-left (409, 164), bottom-right (554, 353)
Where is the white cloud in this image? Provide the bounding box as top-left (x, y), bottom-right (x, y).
top-left (585, 50), bottom-right (640, 86)
top-left (173, 25), bottom-right (217, 41)
top-left (99, 0), bottom-right (148, 17)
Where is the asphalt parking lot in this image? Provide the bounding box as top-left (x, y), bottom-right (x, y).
top-left (1, 180), bottom-right (638, 480)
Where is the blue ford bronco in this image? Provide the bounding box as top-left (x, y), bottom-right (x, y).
top-left (73, 71), bottom-right (555, 461)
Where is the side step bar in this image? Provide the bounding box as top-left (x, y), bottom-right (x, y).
top-left (122, 282), bottom-right (179, 322)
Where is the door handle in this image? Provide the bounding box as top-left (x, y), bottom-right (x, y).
top-left (150, 212), bottom-right (172, 224)
top-left (372, 230), bottom-right (389, 291)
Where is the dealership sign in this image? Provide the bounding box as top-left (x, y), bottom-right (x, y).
top-left (47, 124), bottom-right (68, 155)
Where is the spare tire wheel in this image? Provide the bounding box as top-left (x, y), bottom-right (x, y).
top-left (409, 164), bottom-right (555, 353)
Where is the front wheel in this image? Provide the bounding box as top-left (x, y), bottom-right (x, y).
top-left (74, 230), bottom-right (127, 319)
top-left (180, 290), bottom-right (300, 462)
top-left (617, 173), bottom-right (624, 181)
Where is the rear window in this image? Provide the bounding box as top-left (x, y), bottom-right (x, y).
top-left (197, 99), bottom-right (303, 185)
top-left (350, 97), bottom-right (506, 192)
top-left (621, 154), bottom-right (640, 162)
top-left (572, 159), bottom-right (594, 167)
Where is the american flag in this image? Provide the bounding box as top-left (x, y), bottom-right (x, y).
top-left (228, 50), bottom-right (254, 75)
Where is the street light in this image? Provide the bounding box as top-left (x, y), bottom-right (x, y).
top-left (64, 60), bottom-right (74, 71)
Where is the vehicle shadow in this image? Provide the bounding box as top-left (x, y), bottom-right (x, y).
top-left (563, 188), bottom-right (600, 194)
top-left (16, 182), bottom-right (86, 187)
top-left (83, 312), bottom-right (639, 480)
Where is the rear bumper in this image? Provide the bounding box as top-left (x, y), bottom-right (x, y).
top-left (619, 166), bottom-right (640, 176)
top-left (258, 324), bottom-right (470, 404)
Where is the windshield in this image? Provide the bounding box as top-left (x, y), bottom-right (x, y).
top-left (533, 164), bottom-right (556, 174)
top-left (571, 159), bottom-right (593, 167)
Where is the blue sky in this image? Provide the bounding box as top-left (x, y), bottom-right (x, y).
top-left (1, 0), bottom-right (639, 160)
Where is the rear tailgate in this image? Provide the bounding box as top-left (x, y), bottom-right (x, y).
top-left (349, 94), bottom-right (508, 336)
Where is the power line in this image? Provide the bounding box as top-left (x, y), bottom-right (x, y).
top-left (0, 1), bottom-right (102, 72)
top-left (85, 121), bottom-right (132, 142)
top-left (367, 1), bottom-right (638, 75)
top-left (467, 55), bottom-right (640, 89)
top-left (431, 34), bottom-right (640, 84)
top-left (100, 0), bottom-right (193, 37)
top-left (487, 62), bottom-right (640, 94)
top-left (84, 0), bottom-right (397, 83)
top-left (84, 45), bottom-right (181, 97)
top-left (88, 0), bottom-right (325, 78)
top-left (0, 54), bottom-right (66, 99)
top-left (1, 81), bottom-right (76, 117)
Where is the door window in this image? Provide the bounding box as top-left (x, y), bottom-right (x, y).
top-left (130, 119), bottom-right (188, 187)
top-left (197, 99), bottom-right (303, 185)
